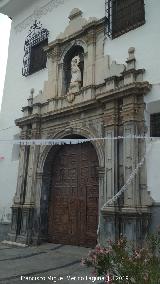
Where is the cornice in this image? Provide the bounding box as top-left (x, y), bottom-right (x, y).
top-left (15, 81), bottom-right (151, 128)
top-left (96, 81), bottom-right (152, 103)
top-left (15, 114), bottom-right (41, 127)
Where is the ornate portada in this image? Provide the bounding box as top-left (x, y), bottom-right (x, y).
top-left (10, 9), bottom-right (152, 246)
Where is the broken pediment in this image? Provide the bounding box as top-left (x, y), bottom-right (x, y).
top-left (56, 8), bottom-right (98, 40)
top-left (106, 60), bottom-right (126, 78)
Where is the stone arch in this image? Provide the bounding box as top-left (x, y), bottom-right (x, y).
top-left (36, 128), bottom-right (105, 244)
top-left (37, 127), bottom-right (104, 173)
top-left (40, 134), bottom-right (100, 246)
top-left (60, 39), bottom-right (88, 64)
top-left (60, 39), bottom-right (88, 94)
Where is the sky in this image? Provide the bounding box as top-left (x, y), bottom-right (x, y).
top-left (0, 13), bottom-right (11, 110)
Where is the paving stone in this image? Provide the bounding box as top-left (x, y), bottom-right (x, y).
top-left (0, 243), bottom-right (102, 284)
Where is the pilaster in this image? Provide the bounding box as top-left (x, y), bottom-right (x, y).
top-left (46, 45), bottom-right (60, 98)
top-left (103, 101), bottom-right (119, 203)
top-left (86, 29), bottom-right (96, 86)
top-left (120, 93), bottom-right (152, 243)
top-left (101, 101), bottom-right (119, 242)
top-left (122, 94), bottom-right (144, 207)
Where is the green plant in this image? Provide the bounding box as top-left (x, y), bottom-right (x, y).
top-left (82, 233), bottom-right (160, 284)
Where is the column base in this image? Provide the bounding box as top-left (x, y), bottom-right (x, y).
top-left (100, 207), bottom-right (119, 246)
top-left (8, 205), bottom-right (35, 245)
top-left (100, 206), bottom-right (151, 246)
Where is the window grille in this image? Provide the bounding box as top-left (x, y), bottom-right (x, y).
top-left (105, 0), bottom-right (145, 39)
top-left (105, 0), bottom-right (112, 38)
top-left (22, 20), bottom-right (49, 76)
top-left (150, 113), bottom-right (160, 137)
top-left (29, 39), bottom-right (48, 75)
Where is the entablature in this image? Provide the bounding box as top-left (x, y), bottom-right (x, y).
top-left (15, 80), bottom-right (151, 129)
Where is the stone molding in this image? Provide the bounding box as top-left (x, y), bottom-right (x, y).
top-left (55, 8), bottom-right (98, 41)
top-left (15, 81), bottom-right (151, 129)
top-left (14, 0), bottom-right (65, 33)
top-left (35, 125), bottom-right (105, 172)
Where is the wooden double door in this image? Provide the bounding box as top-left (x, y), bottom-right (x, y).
top-left (48, 142), bottom-right (99, 247)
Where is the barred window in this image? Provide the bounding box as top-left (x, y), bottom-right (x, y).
top-left (22, 20), bottom-right (49, 77)
top-left (29, 39), bottom-right (48, 75)
top-left (112, 0), bottom-right (145, 38)
top-left (150, 113), bottom-right (160, 137)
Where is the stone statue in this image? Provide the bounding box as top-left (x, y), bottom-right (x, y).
top-left (70, 55), bottom-right (81, 84)
top-left (67, 55), bottom-right (82, 102)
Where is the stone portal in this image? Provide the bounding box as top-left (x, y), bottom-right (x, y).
top-left (9, 9), bottom-right (153, 246)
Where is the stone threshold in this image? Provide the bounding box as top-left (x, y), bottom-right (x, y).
top-left (1, 240), bottom-right (28, 247)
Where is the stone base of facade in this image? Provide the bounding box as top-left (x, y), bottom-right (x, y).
top-left (150, 202), bottom-right (160, 233)
top-left (8, 206), bottom-right (35, 245)
top-left (101, 207), bottom-right (151, 246)
top-left (7, 232), bottom-right (16, 242)
top-left (7, 205), bottom-right (154, 247)
top-left (0, 222), bottom-right (11, 242)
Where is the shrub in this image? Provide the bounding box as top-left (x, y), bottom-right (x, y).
top-left (82, 232), bottom-right (160, 283)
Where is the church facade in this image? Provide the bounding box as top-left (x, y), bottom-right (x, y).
top-left (0, 0), bottom-right (160, 246)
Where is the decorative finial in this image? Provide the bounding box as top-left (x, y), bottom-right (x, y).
top-left (128, 47), bottom-right (135, 60)
top-left (30, 88), bottom-right (34, 96)
top-left (126, 47), bottom-right (136, 70)
top-left (28, 88), bottom-right (34, 106)
top-left (68, 8), bottom-right (82, 20)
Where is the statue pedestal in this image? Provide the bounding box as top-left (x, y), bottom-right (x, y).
top-left (66, 93), bottom-right (75, 103)
top-left (68, 81), bottom-right (81, 93)
top-left (66, 81), bottom-right (81, 103)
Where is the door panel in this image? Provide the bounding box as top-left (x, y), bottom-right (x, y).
top-left (48, 142), bottom-right (99, 247)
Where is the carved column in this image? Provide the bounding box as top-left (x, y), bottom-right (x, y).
top-left (24, 145), bottom-right (39, 205)
top-left (58, 62), bottom-right (64, 96)
top-left (46, 45), bottom-right (60, 98)
top-left (101, 100), bottom-right (119, 242)
top-left (23, 121), bottom-right (40, 205)
top-left (104, 101), bottom-right (119, 202)
top-left (82, 51), bottom-right (88, 87)
top-left (121, 94), bottom-right (152, 243)
top-left (97, 167), bottom-right (106, 245)
top-left (13, 145), bottom-right (27, 205)
top-left (31, 171), bottom-right (43, 245)
top-left (9, 126), bottom-right (31, 242)
top-left (86, 29), bottom-right (96, 86)
top-left (14, 121), bottom-right (40, 244)
top-left (122, 95), bottom-right (143, 207)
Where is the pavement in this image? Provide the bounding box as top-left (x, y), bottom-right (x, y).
top-left (0, 242), bottom-right (103, 284)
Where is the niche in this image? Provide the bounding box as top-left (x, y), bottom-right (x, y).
top-left (63, 45), bottom-right (84, 94)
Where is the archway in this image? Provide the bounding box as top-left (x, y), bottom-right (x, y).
top-left (41, 135), bottom-right (99, 247)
